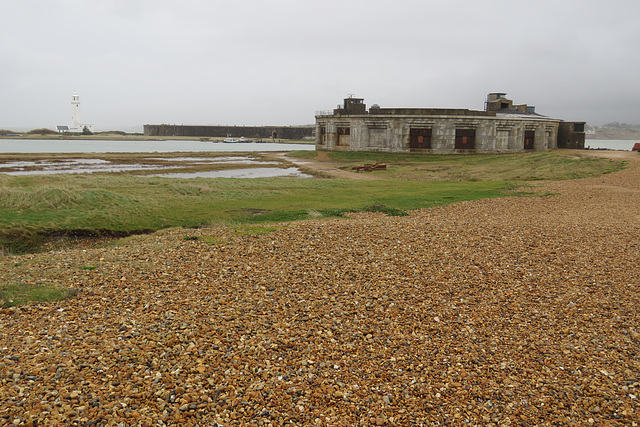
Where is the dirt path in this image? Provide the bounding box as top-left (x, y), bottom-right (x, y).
top-left (561, 148), bottom-right (640, 161)
top-left (264, 151), bottom-right (384, 180)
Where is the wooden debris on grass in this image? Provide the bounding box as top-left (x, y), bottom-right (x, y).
top-left (352, 162), bottom-right (387, 172)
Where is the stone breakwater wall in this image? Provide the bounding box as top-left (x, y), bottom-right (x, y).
top-left (144, 124), bottom-right (314, 140)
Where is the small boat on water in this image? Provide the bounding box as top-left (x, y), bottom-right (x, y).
top-left (222, 137), bottom-right (246, 143)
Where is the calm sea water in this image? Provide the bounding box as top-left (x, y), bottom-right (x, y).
top-left (0, 139), bottom-right (314, 153)
top-left (585, 139), bottom-right (637, 151)
top-left (0, 138), bottom-right (635, 153)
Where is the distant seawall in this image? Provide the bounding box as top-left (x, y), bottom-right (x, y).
top-left (144, 125), bottom-right (314, 140)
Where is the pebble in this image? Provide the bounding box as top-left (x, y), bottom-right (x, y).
top-left (0, 154), bottom-right (639, 424)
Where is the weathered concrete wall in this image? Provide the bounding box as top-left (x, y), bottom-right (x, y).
top-left (144, 124), bottom-right (314, 140)
top-left (374, 108), bottom-right (494, 117)
top-left (316, 114), bottom-right (561, 153)
top-left (557, 122), bottom-right (586, 149)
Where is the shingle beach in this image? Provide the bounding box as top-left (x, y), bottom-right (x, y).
top-left (1, 152), bottom-right (639, 426)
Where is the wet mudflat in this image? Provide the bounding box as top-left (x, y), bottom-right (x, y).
top-left (0, 157), bottom-right (639, 425)
top-left (146, 167), bottom-right (311, 179)
top-left (0, 153), bottom-right (312, 178)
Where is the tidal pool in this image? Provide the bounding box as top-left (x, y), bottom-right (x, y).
top-left (0, 159), bottom-right (184, 175)
top-left (147, 167), bottom-right (313, 179)
top-left (0, 155), bottom-right (311, 178)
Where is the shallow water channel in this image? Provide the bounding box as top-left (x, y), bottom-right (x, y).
top-left (0, 154), bottom-right (314, 178)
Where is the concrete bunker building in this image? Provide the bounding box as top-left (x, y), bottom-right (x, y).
top-left (315, 93), bottom-right (585, 153)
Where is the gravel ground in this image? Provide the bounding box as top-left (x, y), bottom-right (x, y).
top-left (1, 154), bottom-right (639, 426)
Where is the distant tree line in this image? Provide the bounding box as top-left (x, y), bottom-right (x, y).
top-left (600, 122), bottom-right (640, 130)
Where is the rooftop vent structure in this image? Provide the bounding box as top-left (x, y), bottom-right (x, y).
top-left (334, 96), bottom-right (367, 115)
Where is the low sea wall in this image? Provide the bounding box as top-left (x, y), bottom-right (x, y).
top-left (144, 124), bottom-right (314, 140)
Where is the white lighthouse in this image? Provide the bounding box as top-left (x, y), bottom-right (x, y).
top-left (58, 91), bottom-right (94, 133)
top-left (71, 91), bottom-right (82, 130)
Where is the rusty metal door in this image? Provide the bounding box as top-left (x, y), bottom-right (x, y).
top-left (524, 131), bottom-right (535, 150)
top-left (455, 129), bottom-right (475, 150)
top-left (409, 128), bottom-right (432, 150)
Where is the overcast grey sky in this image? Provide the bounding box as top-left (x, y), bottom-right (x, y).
top-left (1, 0), bottom-right (639, 131)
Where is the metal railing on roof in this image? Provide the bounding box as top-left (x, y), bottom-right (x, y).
top-left (315, 110), bottom-right (334, 116)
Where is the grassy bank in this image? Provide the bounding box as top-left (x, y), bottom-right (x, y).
top-left (324, 150), bottom-right (624, 181)
top-left (0, 175), bottom-right (507, 252)
top-left (0, 151), bottom-right (626, 254)
top-left (0, 283), bottom-right (79, 308)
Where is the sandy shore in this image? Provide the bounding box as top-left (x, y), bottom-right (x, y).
top-left (1, 151), bottom-right (639, 425)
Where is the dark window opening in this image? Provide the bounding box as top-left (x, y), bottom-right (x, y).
top-left (455, 129), bottom-right (475, 150)
top-left (409, 128), bottom-right (432, 150)
top-left (337, 127), bottom-right (350, 135)
top-left (573, 123), bottom-right (585, 132)
top-left (524, 130), bottom-right (535, 150)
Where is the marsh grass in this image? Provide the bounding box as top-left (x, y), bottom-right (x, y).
top-left (0, 151), bottom-right (626, 253)
top-left (0, 283), bottom-right (79, 308)
top-left (287, 151), bottom-right (319, 159)
top-left (232, 225), bottom-right (281, 236)
top-left (0, 175), bottom-right (505, 252)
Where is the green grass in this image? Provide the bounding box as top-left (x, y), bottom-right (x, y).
top-left (0, 151), bottom-right (626, 254)
top-left (0, 175), bottom-right (507, 252)
top-left (287, 150), bottom-right (318, 159)
top-left (330, 151), bottom-right (624, 181)
top-left (0, 283), bottom-right (79, 308)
